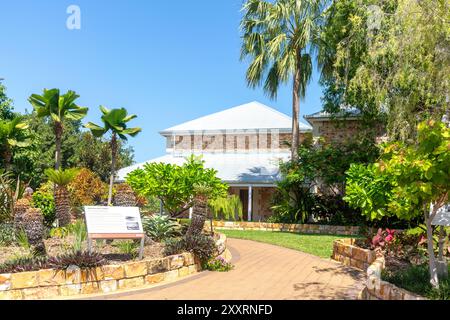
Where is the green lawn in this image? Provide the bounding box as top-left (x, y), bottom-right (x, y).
top-left (221, 229), bottom-right (356, 259)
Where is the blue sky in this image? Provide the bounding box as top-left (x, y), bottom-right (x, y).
top-left (0, 0), bottom-right (324, 163)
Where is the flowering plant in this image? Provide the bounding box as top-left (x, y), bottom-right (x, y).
top-left (203, 256), bottom-right (234, 272)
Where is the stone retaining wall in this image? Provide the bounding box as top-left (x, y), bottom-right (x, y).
top-left (360, 256), bottom-right (426, 300)
top-left (213, 221), bottom-right (360, 236)
top-left (332, 238), bottom-right (376, 271)
top-left (0, 233), bottom-right (229, 300)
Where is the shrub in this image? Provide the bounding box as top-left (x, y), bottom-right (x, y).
top-left (22, 208), bottom-right (45, 255)
top-left (66, 220), bottom-right (87, 252)
top-left (48, 251), bottom-right (106, 270)
top-left (142, 214), bottom-right (181, 242)
top-left (0, 223), bottom-right (16, 246)
top-left (163, 234), bottom-right (217, 263)
top-left (0, 255), bottom-right (49, 274)
top-left (202, 256), bottom-right (234, 272)
top-left (68, 168), bottom-right (107, 207)
top-left (32, 189), bottom-right (55, 227)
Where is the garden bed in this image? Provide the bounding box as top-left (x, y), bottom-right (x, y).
top-left (331, 238), bottom-right (376, 271)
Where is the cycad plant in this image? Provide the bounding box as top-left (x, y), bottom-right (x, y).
top-left (240, 0), bottom-right (326, 160)
top-left (45, 168), bottom-right (79, 227)
top-left (28, 89), bottom-right (88, 169)
top-left (186, 183), bottom-right (213, 238)
top-left (85, 106), bottom-right (141, 205)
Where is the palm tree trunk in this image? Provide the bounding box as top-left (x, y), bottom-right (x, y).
top-left (54, 121), bottom-right (63, 170)
top-left (291, 52), bottom-right (301, 161)
top-left (108, 133), bottom-right (118, 206)
top-left (186, 199), bottom-right (208, 238)
top-left (3, 146), bottom-right (12, 171)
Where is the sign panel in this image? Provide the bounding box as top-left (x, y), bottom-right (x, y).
top-left (432, 204), bottom-right (450, 226)
top-left (84, 206), bottom-right (144, 235)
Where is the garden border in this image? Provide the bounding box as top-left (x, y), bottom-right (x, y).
top-left (331, 238), bottom-right (426, 300)
top-left (0, 233), bottom-right (228, 300)
top-left (212, 221), bottom-right (361, 236)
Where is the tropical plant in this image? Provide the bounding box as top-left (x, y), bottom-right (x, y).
top-left (186, 183), bottom-right (213, 238)
top-left (45, 168), bottom-right (79, 227)
top-left (0, 255), bottom-right (49, 274)
top-left (127, 155), bottom-right (227, 217)
top-left (32, 189), bottom-right (56, 227)
top-left (85, 106), bottom-right (141, 206)
top-left (22, 208), bottom-right (45, 255)
top-left (113, 183), bottom-right (137, 207)
top-left (164, 234), bottom-right (217, 263)
top-left (113, 240), bottom-right (139, 259)
top-left (68, 168), bottom-right (107, 207)
top-left (66, 220), bottom-right (88, 252)
top-left (240, 0), bottom-right (326, 159)
top-left (48, 251), bottom-right (106, 270)
top-left (28, 89), bottom-right (88, 170)
top-left (15, 228), bottom-right (31, 250)
top-left (208, 195), bottom-right (243, 221)
top-left (344, 120), bottom-right (450, 288)
top-left (0, 115), bottom-right (31, 170)
top-left (142, 214), bottom-right (181, 242)
top-left (0, 82), bottom-right (14, 120)
top-left (0, 223), bottom-right (16, 246)
top-left (0, 169), bottom-right (15, 222)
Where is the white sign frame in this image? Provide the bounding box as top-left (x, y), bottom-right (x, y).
top-left (84, 206), bottom-right (145, 259)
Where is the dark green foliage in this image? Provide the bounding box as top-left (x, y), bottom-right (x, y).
top-left (0, 83), bottom-right (14, 120)
top-left (12, 116), bottom-right (134, 188)
top-left (0, 256), bottom-right (49, 274)
top-left (164, 234), bottom-right (217, 263)
top-left (0, 223), bottom-right (16, 246)
top-left (382, 264), bottom-right (450, 300)
top-left (48, 251), bottom-right (106, 270)
top-left (32, 190), bottom-right (55, 227)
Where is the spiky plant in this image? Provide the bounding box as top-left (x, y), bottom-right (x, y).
top-left (13, 197), bottom-right (31, 233)
top-left (114, 183), bottom-right (137, 207)
top-left (45, 168), bottom-right (78, 227)
top-left (22, 207), bottom-right (46, 255)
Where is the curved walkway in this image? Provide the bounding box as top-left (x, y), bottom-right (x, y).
top-left (93, 238), bottom-right (365, 300)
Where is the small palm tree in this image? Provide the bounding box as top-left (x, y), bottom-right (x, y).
top-left (240, 0), bottom-right (326, 160)
top-left (186, 183), bottom-right (213, 238)
top-left (85, 106), bottom-right (141, 206)
top-left (45, 168), bottom-right (79, 227)
top-left (29, 89), bottom-right (88, 169)
top-left (0, 116), bottom-right (31, 171)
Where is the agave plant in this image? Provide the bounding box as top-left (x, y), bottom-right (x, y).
top-left (85, 106), bottom-right (141, 206)
top-left (142, 214), bottom-right (181, 242)
top-left (45, 168), bottom-right (79, 227)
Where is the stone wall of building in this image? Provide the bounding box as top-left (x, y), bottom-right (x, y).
top-left (166, 132), bottom-right (307, 153)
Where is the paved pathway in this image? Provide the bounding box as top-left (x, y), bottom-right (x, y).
top-left (93, 238), bottom-right (365, 300)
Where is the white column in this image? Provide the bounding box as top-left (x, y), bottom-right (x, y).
top-left (248, 185), bottom-right (253, 222)
top-left (189, 207), bottom-right (193, 219)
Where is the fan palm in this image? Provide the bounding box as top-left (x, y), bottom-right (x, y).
top-left (85, 106), bottom-right (141, 206)
top-left (240, 0), bottom-right (326, 160)
top-left (28, 89), bottom-right (88, 169)
top-left (0, 116), bottom-right (31, 170)
top-left (45, 168), bottom-right (79, 227)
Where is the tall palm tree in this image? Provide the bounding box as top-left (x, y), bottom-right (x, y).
top-left (28, 89), bottom-right (88, 169)
top-left (45, 168), bottom-right (78, 227)
top-left (85, 106), bottom-right (141, 206)
top-left (0, 116), bottom-right (31, 170)
top-left (240, 0), bottom-right (326, 160)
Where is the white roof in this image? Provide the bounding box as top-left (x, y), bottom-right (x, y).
top-left (160, 101), bottom-right (312, 134)
top-left (117, 152), bottom-right (290, 185)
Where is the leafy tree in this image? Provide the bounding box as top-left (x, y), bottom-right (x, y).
top-left (319, 0), bottom-right (449, 140)
top-left (28, 89), bottom-right (88, 169)
top-left (85, 106), bottom-right (141, 206)
top-left (0, 82), bottom-right (14, 120)
top-left (345, 120), bottom-right (450, 288)
top-left (126, 155), bottom-right (227, 218)
top-left (0, 116), bottom-right (31, 170)
top-left (44, 168), bottom-right (79, 227)
top-left (240, 0), bottom-right (326, 160)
